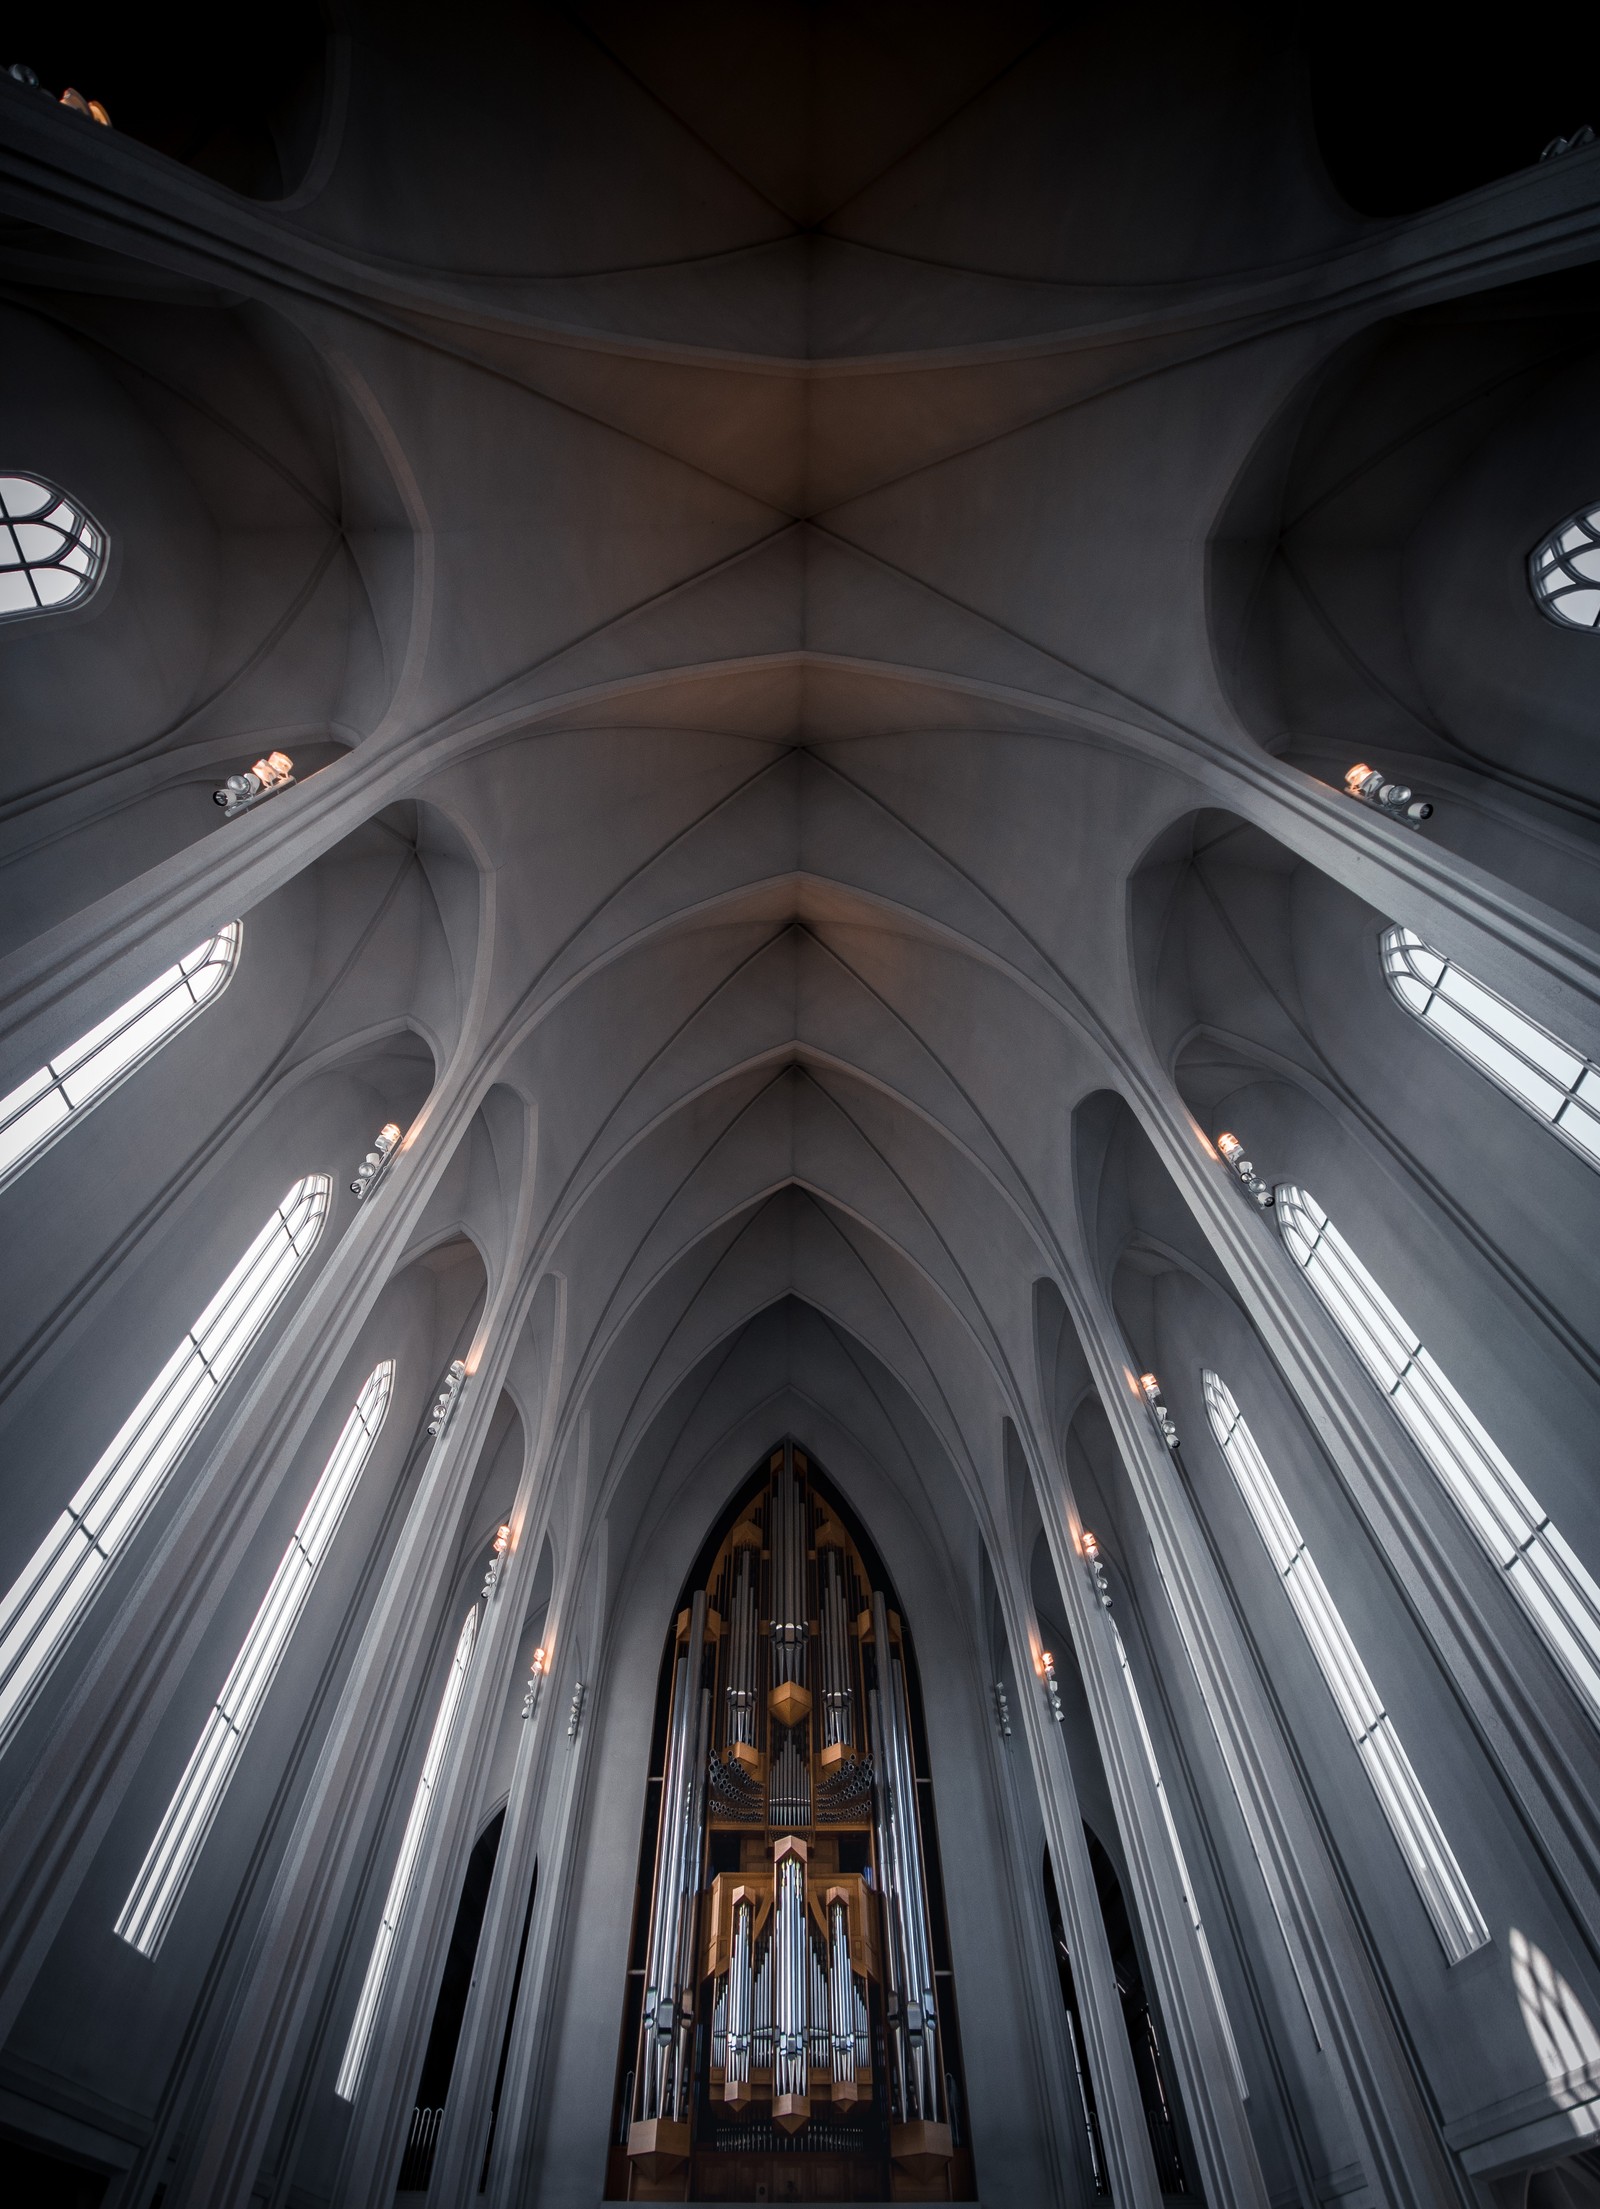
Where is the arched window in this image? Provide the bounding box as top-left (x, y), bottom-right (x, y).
top-left (0, 1172), bottom-right (331, 1753)
top-left (117, 1359), bottom-right (394, 1957)
top-left (1277, 1185), bottom-right (1600, 1724)
top-left (1530, 504), bottom-right (1600, 629)
top-left (0, 923), bottom-right (242, 1192)
top-left (0, 474), bottom-right (105, 618)
top-left (1380, 925), bottom-right (1600, 1166)
top-left (1202, 1371), bottom-right (1487, 1962)
top-left (336, 1603), bottom-right (480, 2103)
top-left (1111, 1618), bottom-right (1248, 2086)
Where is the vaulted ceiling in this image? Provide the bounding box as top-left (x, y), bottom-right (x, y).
top-left (4, 0), bottom-right (1598, 1590)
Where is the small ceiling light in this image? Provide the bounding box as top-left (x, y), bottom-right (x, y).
top-left (1139, 1373), bottom-right (1180, 1451)
top-left (1541, 125), bottom-right (1595, 159)
top-left (350, 1123), bottom-right (402, 1200)
top-left (1039, 1650), bottom-right (1064, 1723)
top-left (214, 751), bottom-right (295, 820)
top-left (59, 86), bottom-right (111, 125)
top-left (523, 1646), bottom-right (549, 1720)
top-left (1344, 763), bottom-right (1433, 828)
top-left (991, 1680), bottom-right (1012, 1739)
top-left (1217, 1132), bottom-right (1275, 1209)
top-left (1081, 1530), bottom-right (1113, 1611)
top-left (481, 1523), bottom-right (513, 1601)
top-left (427, 1359), bottom-right (467, 1438)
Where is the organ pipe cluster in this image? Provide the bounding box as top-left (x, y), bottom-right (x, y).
top-left (620, 1444), bottom-right (962, 2195)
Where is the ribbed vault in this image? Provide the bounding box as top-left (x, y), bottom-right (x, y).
top-left (5, 10), bottom-right (1600, 2209)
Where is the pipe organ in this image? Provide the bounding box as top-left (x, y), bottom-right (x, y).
top-left (613, 1446), bottom-right (970, 2201)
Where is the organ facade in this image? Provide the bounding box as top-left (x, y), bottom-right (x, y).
top-left (611, 1446), bottom-right (971, 2203)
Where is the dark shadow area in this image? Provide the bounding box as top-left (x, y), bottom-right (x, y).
top-left (0, 2133), bottom-right (109, 2208)
top-left (398, 1807), bottom-right (506, 2191)
top-left (7, 1), bottom-right (328, 200)
top-left (1306, 9), bottom-right (1599, 217)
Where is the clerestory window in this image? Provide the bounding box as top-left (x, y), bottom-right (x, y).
top-left (1112, 1617), bottom-right (1249, 2087)
top-left (0, 1173), bottom-right (330, 1752)
top-left (1277, 1185), bottom-right (1600, 1726)
top-left (0, 473), bottom-right (105, 618)
top-left (1530, 505), bottom-right (1600, 629)
top-left (1203, 1370), bottom-right (1487, 1962)
top-left (335, 1604), bottom-right (479, 2102)
top-left (0, 924), bottom-right (241, 1192)
top-left (116, 1360), bottom-right (394, 1957)
top-left (1381, 925), bottom-right (1600, 1167)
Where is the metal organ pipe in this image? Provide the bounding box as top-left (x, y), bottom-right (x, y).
top-left (634, 1592), bottom-right (710, 2129)
top-left (819, 1545), bottom-right (853, 1751)
top-left (809, 1936), bottom-right (830, 2077)
top-left (725, 1899), bottom-right (753, 2099)
top-left (869, 1590), bottom-right (941, 2128)
top-left (773, 1841), bottom-right (809, 2120)
top-left (828, 1897), bottom-right (856, 2089)
top-left (726, 1542), bottom-right (757, 1756)
top-left (771, 1461), bottom-right (806, 1694)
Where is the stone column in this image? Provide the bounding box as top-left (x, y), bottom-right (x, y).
top-left (335, 1308), bottom-right (565, 2209)
top-left (0, 1036), bottom-right (494, 2049)
top-left (1027, 1426), bottom-right (1272, 2209)
top-left (1059, 1266), bottom-right (1473, 2209)
top-left (154, 1197), bottom-right (542, 2209)
top-left (1124, 1054), bottom-right (1600, 1949)
top-left (997, 1564), bottom-right (1168, 2209)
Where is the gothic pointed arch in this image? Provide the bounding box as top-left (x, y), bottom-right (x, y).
top-left (608, 1439), bottom-right (974, 2202)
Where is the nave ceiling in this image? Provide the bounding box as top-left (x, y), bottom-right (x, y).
top-left (6, 7), bottom-right (1600, 2206)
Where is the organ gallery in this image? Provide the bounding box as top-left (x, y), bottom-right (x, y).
top-left (612, 1448), bottom-right (971, 2202)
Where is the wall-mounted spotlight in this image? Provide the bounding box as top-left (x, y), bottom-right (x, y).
top-left (1343, 763), bottom-right (1433, 828)
top-left (427, 1360), bottom-right (467, 1438)
top-left (567, 1679), bottom-right (586, 1742)
top-left (214, 750), bottom-right (295, 820)
top-left (1082, 1530), bottom-right (1113, 1611)
top-left (522, 1645), bottom-right (548, 1721)
top-left (350, 1123), bottom-right (402, 1200)
top-left (1541, 125), bottom-right (1595, 158)
top-left (1139, 1373), bottom-right (1180, 1451)
top-left (8, 64), bottom-right (112, 125)
top-left (1039, 1650), bottom-right (1065, 1724)
top-left (1217, 1131), bottom-right (1275, 1209)
top-left (992, 1681), bottom-right (1013, 1740)
top-left (481, 1523), bottom-right (512, 1600)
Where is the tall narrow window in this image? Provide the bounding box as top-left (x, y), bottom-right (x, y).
top-left (1278, 1185), bottom-right (1600, 1724)
top-left (1530, 504), bottom-right (1600, 629)
top-left (0, 1173), bottom-right (330, 1752)
top-left (1203, 1371), bottom-right (1487, 1962)
top-left (116, 1360), bottom-right (394, 1956)
top-left (0, 474), bottom-right (105, 618)
top-left (1381, 925), bottom-right (1600, 1167)
top-left (0, 924), bottom-right (241, 1191)
top-left (336, 1605), bottom-right (479, 2103)
top-left (1112, 1619), bottom-right (1249, 2090)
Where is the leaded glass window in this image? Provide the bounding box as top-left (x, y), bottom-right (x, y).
top-left (335, 1605), bottom-right (479, 2102)
top-left (1112, 1618), bottom-right (1250, 2083)
top-left (117, 1361), bottom-right (394, 1956)
top-left (1277, 1184), bottom-right (1600, 1725)
top-left (1530, 505), bottom-right (1600, 629)
top-left (0, 1174), bottom-right (331, 1752)
top-left (1380, 925), bottom-right (1600, 1167)
top-left (1203, 1370), bottom-right (1487, 1961)
top-left (0, 474), bottom-right (105, 618)
top-left (0, 925), bottom-right (241, 1192)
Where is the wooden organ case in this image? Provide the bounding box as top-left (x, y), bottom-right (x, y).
top-left (608, 1446), bottom-right (975, 2202)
